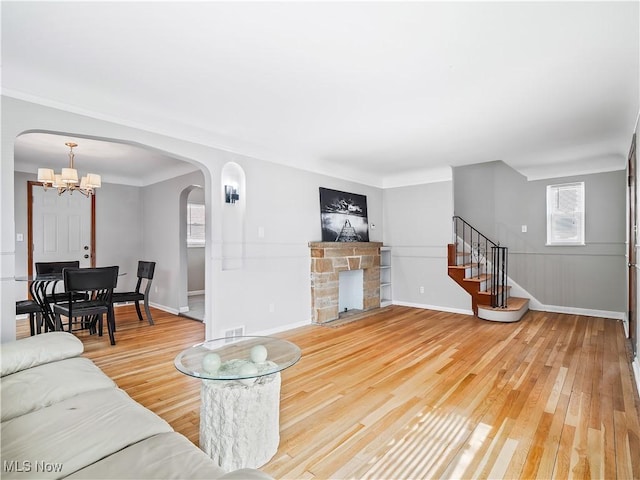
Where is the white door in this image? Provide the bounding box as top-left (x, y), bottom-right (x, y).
top-left (32, 187), bottom-right (92, 269)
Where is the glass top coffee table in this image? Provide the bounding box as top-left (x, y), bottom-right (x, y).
top-left (174, 336), bottom-right (301, 382)
top-left (174, 336), bottom-right (301, 471)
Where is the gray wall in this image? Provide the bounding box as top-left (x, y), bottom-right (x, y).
top-left (13, 171), bottom-right (34, 301)
top-left (3, 96), bottom-right (630, 348)
top-left (211, 154), bottom-right (384, 336)
top-left (141, 170), bottom-right (205, 312)
top-left (96, 183), bottom-right (143, 293)
top-left (188, 247), bottom-right (206, 292)
top-left (453, 161), bottom-right (626, 314)
top-left (186, 187), bottom-right (206, 293)
top-left (2, 96), bottom-right (386, 341)
top-left (383, 180), bottom-right (470, 312)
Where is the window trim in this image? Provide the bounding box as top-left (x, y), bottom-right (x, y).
top-left (187, 202), bottom-right (206, 247)
top-left (546, 181), bottom-right (585, 246)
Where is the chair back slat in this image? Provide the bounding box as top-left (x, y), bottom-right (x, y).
top-left (137, 261), bottom-right (156, 280)
top-left (36, 261), bottom-right (80, 275)
top-left (64, 266), bottom-right (119, 293)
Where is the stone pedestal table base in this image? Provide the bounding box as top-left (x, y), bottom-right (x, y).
top-left (199, 372), bottom-right (281, 471)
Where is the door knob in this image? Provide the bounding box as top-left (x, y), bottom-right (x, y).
top-left (84, 254), bottom-right (89, 259)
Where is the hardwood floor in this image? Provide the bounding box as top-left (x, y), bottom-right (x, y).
top-left (16, 305), bottom-right (640, 479)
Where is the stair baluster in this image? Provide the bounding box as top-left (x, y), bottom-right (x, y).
top-left (452, 216), bottom-right (507, 309)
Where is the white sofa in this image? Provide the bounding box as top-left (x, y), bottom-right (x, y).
top-left (0, 332), bottom-right (273, 480)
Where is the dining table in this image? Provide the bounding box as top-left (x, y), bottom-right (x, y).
top-left (16, 273), bottom-right (66, 331)
top-left (15, 270), bottom-right (125, 333)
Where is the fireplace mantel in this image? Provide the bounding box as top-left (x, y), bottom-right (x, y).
top-left (309, 242), bottom-right (383, 323)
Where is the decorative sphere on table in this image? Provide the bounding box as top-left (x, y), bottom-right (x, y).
top-left (238, 362), bottom-right (259, 386)
top-left (202, 353), bottom-right (221, 373)
top-left (250, 344), bottom-right (268, 363)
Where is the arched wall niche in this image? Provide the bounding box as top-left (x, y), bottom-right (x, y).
top-left (221, 162), bottom-right (246, 270)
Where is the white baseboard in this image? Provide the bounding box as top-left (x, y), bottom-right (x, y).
top-left (254, 319), bottom-right (312, 337)
top-left (633, 357), bottom-right (640, 399)
top-left (188, 290), bottom-right (205, 296)
top-left (530, 304), bottom-right (625, 321)
top-left (389, 299), bottom-right (623, 323)
top-left (392, 301), bottom-right (474, 316)
top-left (150, 302), bottom-right (181, 315)
top-left (114, 301), bottom-right (181, 315)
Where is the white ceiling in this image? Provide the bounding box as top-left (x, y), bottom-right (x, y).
top-left (12, 133), bottom-right (200, 187)
top-left (3, 1), bottom-right (639, 188)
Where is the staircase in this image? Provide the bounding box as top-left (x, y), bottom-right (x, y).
top-left (447, 216), bottom-right (529, 322)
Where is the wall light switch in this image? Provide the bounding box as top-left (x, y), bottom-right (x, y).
top-left (16, 233), bottom-right (23, 242)
top-left (521, 225), bottom-right (527, 233)
top-left (258, 226), bottom-right (265, 238)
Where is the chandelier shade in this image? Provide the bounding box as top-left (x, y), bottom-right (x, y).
top-left (37, 142), bottom-right (101, 196)
top-left (37, 168), bottom-right (54, 183)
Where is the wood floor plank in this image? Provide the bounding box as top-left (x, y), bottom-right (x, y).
top-left (14, 304), bottom-right (640, 479)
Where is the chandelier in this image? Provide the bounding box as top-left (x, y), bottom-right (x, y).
top-left (37, 142), bottom-right (101, 196)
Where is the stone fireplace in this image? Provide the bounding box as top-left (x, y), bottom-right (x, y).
top-left (309, 242), bottom-right (383, 323)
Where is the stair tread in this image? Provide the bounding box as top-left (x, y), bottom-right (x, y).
top-left (448, 264), bottom-right (467, 269)
top-left (478, 296), bottom-right (529, 312)
top-left (463, 274), bottom-right (491, 282)
top-left (478, 285), bottom-right (512, 295)
top-left (448, 264), bottom-right (477, 270)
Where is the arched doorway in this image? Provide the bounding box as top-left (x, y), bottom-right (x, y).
top-left (14, 131), bottom-right (210, 327)
top-left (180, 185), bottom-right (206, 321)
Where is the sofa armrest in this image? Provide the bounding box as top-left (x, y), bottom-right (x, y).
top-left (1, 332), bottom-right (83, 377)
top-left (65, 432), bottom-right (275, 480)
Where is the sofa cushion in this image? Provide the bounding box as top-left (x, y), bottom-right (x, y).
top-left (1, 332), bottom-right (83, 377)
top-left (1, 387), bottom-right (173, 479)
top-left (66, 432), bottom-right (228, 479)
top-left (1, 357), bottom-right (116, 422)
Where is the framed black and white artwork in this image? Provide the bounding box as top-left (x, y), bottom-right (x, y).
top-left (319, 187), bottom-right (369, 242)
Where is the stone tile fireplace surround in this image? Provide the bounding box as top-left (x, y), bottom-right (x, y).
top-left (309, 242), bottom-right (383, 323)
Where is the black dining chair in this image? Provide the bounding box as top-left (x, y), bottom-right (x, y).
top-left (16, 300), bottom-right (43, 336)
top-left (53, 266), bottom-right (119, 345)
top-left (112, 261), bottom-right (156, 325)
top-left (35, 261), bottom-right (85, 303)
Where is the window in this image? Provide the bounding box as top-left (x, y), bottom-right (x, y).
top-left (546, 182), bottom-right (585, 245)
top-left (187, 202), bottom-right (205, 246)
